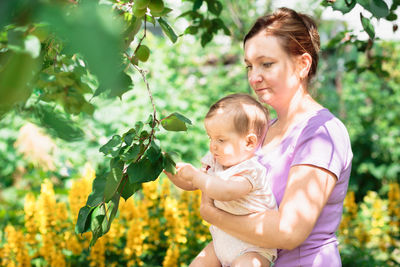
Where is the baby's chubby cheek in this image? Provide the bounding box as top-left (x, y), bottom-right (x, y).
top-left (222, 145), bottom-right (235, 156)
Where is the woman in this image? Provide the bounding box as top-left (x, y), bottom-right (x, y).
top-left (167, 7), bottom-right (352, 267)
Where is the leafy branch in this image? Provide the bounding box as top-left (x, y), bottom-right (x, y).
top-left (75, 48), bottom-right (192, 247)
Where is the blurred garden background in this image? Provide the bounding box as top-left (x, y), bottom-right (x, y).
top-left (0, 0), bottom-right (399, 266)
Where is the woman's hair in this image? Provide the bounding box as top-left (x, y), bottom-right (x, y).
top-left (206, 93), bottom-right (269, 144)
top-left (244, 7), bottom-right (320, 80)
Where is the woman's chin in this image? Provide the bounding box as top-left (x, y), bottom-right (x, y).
top-left (256, 94), bottom-right (273, 105)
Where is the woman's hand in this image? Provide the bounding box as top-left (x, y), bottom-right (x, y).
top-left (199, 192), bottom-right (216, 223)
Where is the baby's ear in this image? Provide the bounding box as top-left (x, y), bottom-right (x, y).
top-left (246, 133), bottom-right (258, 150)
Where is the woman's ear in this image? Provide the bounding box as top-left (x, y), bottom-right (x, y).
top-left (246, 133), bottom-right (258, 150)
top-left (297, 53), bottom-right (312, 80)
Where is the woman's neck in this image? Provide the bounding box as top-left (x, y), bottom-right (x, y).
top-left (273, 89), bottom-right (321, 130)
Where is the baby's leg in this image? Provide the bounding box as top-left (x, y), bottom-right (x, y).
top-left (190, 241), bottom-right (221, 267)
top-left (231, 252), bottom-right (270, 267)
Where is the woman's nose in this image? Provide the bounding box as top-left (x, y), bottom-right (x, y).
top-left (248, 70), bottom-right (262, 85)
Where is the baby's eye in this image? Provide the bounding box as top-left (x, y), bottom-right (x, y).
top-left (245, 65), bottom-right (252, 71)
top-left (218, 139), bottom-right (224, 143)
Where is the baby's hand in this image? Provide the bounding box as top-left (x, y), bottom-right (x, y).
top-left (176, 162), bottom-right (199, 182)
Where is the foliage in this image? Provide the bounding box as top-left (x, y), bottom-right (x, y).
top-left (0, 168), bottom-right (211, 267)
top-left (1, 0), bottom-right (400, 249)
top-left (75, 109), bottom-right (192, 246)
top-left (338, 183), bottom-right (400, 266)
top-left (318, 0), bottom-right (400, 199)
top-left (0, 172), bottom-right (399, 266)
top-left (0, 0), bottom-right (229, 246)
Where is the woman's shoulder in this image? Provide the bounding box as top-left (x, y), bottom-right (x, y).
top-left (301, 108), bottom-right (350, 139)
top-left (296, 108), bottom-right (353, 161)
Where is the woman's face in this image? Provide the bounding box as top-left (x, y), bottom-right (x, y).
top-left (244, 32), bottom-right (300, 108)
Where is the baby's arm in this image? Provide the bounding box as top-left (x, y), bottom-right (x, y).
top-left (165, 170), bottom-right (198, 191)
top-left (177, 163), bottom-right (253, 201)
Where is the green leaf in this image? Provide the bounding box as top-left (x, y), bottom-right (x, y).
top-left (122, 128), bottom-right (136, 145)
top-left (118, 177), bottom-right (142, 200)
top-left (206, 0), bottom-right (222, 15)
top-left (86, 173), bottom-right (107, 207)
top-left (345, 60), bottom-right (357, 71)
top-left (329, 0), bottom-right (357, 13)
top-left (120, 144), bottom-right (141, 163)
top-left (360, 13), bottom-right (375, 39)
top-left (145, 139), bottom-right (162, 163)
top-left (124, 17), bottom-right (142, 48)
top-left (75, 205), bottom-right (95, 234)
top-left (149, 7), bottom-right (173, 17)
top-left (386, 12), bottom-right (398, 21)
top-left (135, 121), bottom-right (144, 133)
top-left (104, 159), bottom-right (124, 202)
top-left (184, 25), bottom-right (198, 35)
top-left (35, 103), bottom-right (85, 141)
top-left (0, 52), bottom-right (39, 117)
top-left (193, 0), bottom-right (203, 10)
top-left (37, 1), bottom-right (129, 98)
top-left (101, 193), bottom-right (120, 234)
top-left (201, 32), bottom-right (213, 47)
top-left (127, 155), bottom-right (164, 183)
top-left (89, 204), bottom-right (106, 248)
top-left (359, 0), bottom-right (389, 18)
top-left (213, 18), bottom-right (230, 35)
top-left (161, 112), bottom-right (192, 131)
top-left (158, 17), bottom-right (178, 43)
top-left (370, 0), bottom-right (389, 18)
top-left (107, 73), bottom-right (132, 99)
top-left (99, 135), bottom-right (122, 156)
top-left (163, 151), bottom-right (178, 175)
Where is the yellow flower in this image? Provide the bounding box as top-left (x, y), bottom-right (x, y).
top-left (125, 216), bottom-right (145, 266)
top-left (163, 243), bottom-right (180, 267)
top-left (69, 163), bottom-right (95, 222)
top-left (1, 225), bottom-right (31, 267)
top-left (88, 236), bottom-right (106, 267)
top-left (24, 193), bottom-right (38, 247)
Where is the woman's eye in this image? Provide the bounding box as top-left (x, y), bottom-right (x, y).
top-left (263, 62), bottom-right (273, 68)
top-left (218, 139), bottom-right (224, 143)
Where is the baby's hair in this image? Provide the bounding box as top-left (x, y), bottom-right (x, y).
top-left (206, 93), bottom-right (269, 144)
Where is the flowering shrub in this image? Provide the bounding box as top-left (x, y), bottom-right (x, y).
top-left (339, 183), bottom-right (400, 266)
top-left (0, 165), bottom-right (210, 266)
top-left (0, 165), bottom-right (399, 266)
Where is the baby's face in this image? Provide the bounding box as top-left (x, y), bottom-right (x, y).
top-left (204, 114), bottom-right (254, 169)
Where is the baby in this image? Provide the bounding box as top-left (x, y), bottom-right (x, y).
top-left (167, 93), bottom-right (277, 267)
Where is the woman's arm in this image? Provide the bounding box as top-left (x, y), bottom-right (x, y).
top-left (200, 164), bottom-right (337, 250)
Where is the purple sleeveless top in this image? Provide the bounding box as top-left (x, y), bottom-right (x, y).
top-left (255, 109), bottom-right (352, 267)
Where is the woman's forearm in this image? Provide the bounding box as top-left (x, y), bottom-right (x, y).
top-left (200, 203), bottom-right (293, 249)
top-left (200, 165), bottom-right (338, 250)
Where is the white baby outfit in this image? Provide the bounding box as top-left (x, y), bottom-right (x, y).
top-left (201, 152), bottom-right (277, 266)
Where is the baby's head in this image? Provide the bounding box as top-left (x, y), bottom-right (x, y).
top-left (204, 93), bottom-right (269, 168)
